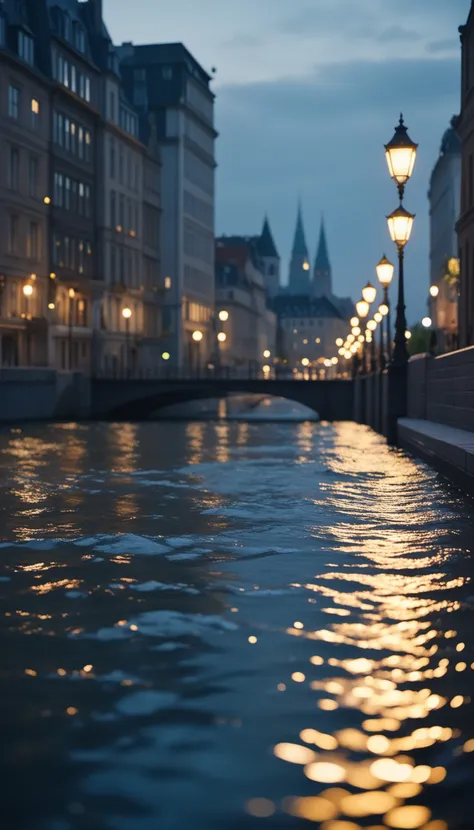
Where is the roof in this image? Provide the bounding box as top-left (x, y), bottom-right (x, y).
top-left (291, 203), bottom-right (309, 259)
top-left (314, 219), bottom-right (331, 272)
top-left (272, 294), bottom-right (343, 320)
top-left (440, 118), bottom-right (461, 155)
top-left (257, 217), bottom-right (279, 259)
top-left (118, 41), bottom-right (212, 84)
top-left (215, 236), bottom-right (261, 271)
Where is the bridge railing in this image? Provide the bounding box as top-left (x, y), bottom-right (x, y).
top-left (93, 366), bottom-right (345, 382)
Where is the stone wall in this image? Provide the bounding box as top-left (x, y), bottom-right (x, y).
top-left (407, 347), bottom-right (474, 432)
top-left (0, 369), bottom-right (90, 423)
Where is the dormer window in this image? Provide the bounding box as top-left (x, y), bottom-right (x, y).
top-left (18, 30), bottom-right (34, 65)
top-left (73, 22), bottom-right (85, 54)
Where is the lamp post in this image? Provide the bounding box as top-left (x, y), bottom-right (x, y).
top-left (68, 288), bottom-right (76, 370)
top-left (122, 307), bottom-right (132, 377)
top-left (367, 319), bottom-right (377, 373)
top-left (374, 311), bottom-right (383, 370)
top-left (387, 205), bottom-right (415, 366)
top-left (385, 114), bottom-right (417, 368)
top-left (376, 255), bottom-right (394, 361)
top-left (356, 298), bottom-right (370, 373)
top-left (22, 284), bottom-right (33, 365)
top-left (362, 282), bottom-right (377, 306)
top-left (192, 329), bottom-right (203, 375)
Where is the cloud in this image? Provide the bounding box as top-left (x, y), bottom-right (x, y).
top-left (378, 26), bottom-right (421, 42)
top-left (427, 38), bottom-right (460, 53)
top-left (221, 34), bottom-right (262, 50)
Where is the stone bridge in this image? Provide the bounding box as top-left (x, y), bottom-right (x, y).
top-left (90, 377), bottom-right (354, 421)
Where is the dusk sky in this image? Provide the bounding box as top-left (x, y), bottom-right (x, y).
top-left (104, 0), bottom-right (471, 324)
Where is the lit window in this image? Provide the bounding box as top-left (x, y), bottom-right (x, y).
top-left (164, 276), bottom-right (172, 289)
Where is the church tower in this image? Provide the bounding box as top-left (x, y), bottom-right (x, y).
top-left (288, 202), bottom-right (311, 294)
top-left (312, 218), bottom-right (333, 298)
top-left (257, 216), bottom-right (280, 297)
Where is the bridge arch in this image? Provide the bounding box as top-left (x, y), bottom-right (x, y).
top-left (91, 378), bottom-right (354, 422)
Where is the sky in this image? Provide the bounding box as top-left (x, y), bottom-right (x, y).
top-left (104, 0), bottom-right (471, 324)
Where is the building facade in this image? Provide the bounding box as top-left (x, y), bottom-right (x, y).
top-left (0, 0), bottom-right (50, 367)
top-left (428, 118), bottom-right (461, 352)
top-left (118, 42), bottom-right (217, 370)
top-left (273, 294), bottom-right (347, 371)
top-left (0, 0), bottom-right (165, 375)
top-left (457, 5), bottom-right (474, 347)
top-left (215, 236), bottom-right (277, 369)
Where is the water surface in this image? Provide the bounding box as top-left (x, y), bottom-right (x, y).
top-left (1, 418), bottom-right (474, 830)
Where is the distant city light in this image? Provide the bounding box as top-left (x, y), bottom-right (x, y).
top-left (301, 358), bottom-right (310, 367)
top-left (263, 349), bottom-right (271, 359)
top-left (303, 261), bottom-right (310, 271)
top-left (162, 352), bottom-right (171, 360)
top-left (331, 357), bottom-right (338, 365)
top-left (350, 317), bottom-right (359, 327)
top-left (336, 338), bottom-right (344, 347)
top-left (430, 285), bottom-right (439, 298)
top-left (405, 330), bottom-right (412, 340)
top-left (263, 365), bottom-right (271, 374)
top-left (48, 302), bottom-right (55, 310)
top-left (164, 276), bottom-right (172, 289)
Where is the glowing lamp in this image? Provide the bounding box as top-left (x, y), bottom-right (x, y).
top-left (217, 332), bottom-right (227, 343)
top-left (430, 285), bottom-right (439, 298)
top-left (192, 330), bottom-right (203, 342)
top-left (218, 310), bottom-right (229, 322)
top-left (356, 299), bottom-right (370, 319)
top-left (379, 303), bottom-right (389, 316)
top-left (422, 317), bottom-right (432, 328)
top-left (122, 307), bottom-right (132, 319)
top-left (385, 114), bottom-right (418, 189)
top-left (362, 282), bottom-right (377, 304)
top-left (23, 284), bottom-right (33, 297)
top-left (367, 320), bottom-right (377, 332)
top-left (387, 205), bottom-right (415, 247)
top-left (376, 255), bottom-right (395, 287)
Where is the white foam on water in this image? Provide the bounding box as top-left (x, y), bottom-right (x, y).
top-left (165, 536), bottom-right (195, 548)
top-left (80, 610), bottom-right (238, 642)
top-left (100, 670), bottom-right (142, 685)
top-left (152, 642), bottom-right (189, 652)
top-left (93, 534), bottom-right (170, 555)
top-left (130, 581), bottom-right (199, 595)
top-left (169, 552), bottom-right (203, 561)
top-left (0, 576), bottom-right (11, 582)
top-left (116, 690), bottom-right (177, 716)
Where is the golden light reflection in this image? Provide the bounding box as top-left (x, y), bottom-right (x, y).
top-left (185, 422), bottom-right (205, 465)
top-left (285, 795), bottom-right (339, 822)
top-left (273, 743), bottom-right (316, 765)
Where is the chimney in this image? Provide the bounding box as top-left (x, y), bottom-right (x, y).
top-left (89, 0), bottom-right (103, 34)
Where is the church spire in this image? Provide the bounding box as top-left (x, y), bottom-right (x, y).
top-left (313, 217), bottom-right (332, 298)
top-left (288, 202), bottom-right (310, 294)
top-left (259, 215), bottom-right (279, 258)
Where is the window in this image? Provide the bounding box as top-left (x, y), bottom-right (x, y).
top-left (27, 222), bottom-right (39, 259)
top-left (31, 98), bottom-right (40, 128)
top-left (9, 148), bottom-right (19, 190)
top-left (78, 126), bottom-right (84, 158)
top-left (78, 240), bottom-right (84, 274)
top-left (70, 64), bottom-right (76, 94)
top-left (54, 173), bottom-right (64, 207)
top-left (18, 31), bottom-right (34, 65)
top-left (63, 58), bottom-right (69, 88)
top-left (119, 194), bottom-right (125, 229)
top-left (85, 184), bottom-right (91, 218)
top-left (64, 117), bottom-right (70, 150)
top-left (109, 91), bottom-right (116, 122)
top-left (110, 137), bottom-right (116, 177)
top-left (119, 149), bottom-right (124, 184)
top-left (9, 216), bottom-right (18, 254)
top-left (78, 182), bottom-right (85, 214)
top-left (8, 86), bottom-right (20, 119)
top-left (110, 190), bottom-right (116, 227)
top-left (74, 23), bottom-right (85, 54)
top-left (162, 66), bottom-right (173, 80)
top-left (65, 177), bottom-right (71, 210)
top-left (29, 157), bottom-right (37, 197)
top-left (57, 113), bottom-right (64, 146)
top-left (70, 121), bottom-right (76, 154)
top-left (85, 131), bottom-right (91, 162)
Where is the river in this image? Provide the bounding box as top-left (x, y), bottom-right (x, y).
top-left (1, 413), bottom-right (474, 830)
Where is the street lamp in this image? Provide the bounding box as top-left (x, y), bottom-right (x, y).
top-left (430, 285), bottom-right (439, 298)
top-left (263, 349), bottom-right (271, 359)
top-left (376, 255), bottom-right (394, 361)
top-left (22, 284), bottom-right (34, 364)
top-left (68, 288), bottom-right (76, 370)
top-left (362, 282), bottom-right (377, 305)
top-left (387, 204), bottom-right (415, 366)
top-left (356, 299), bottom-right (370, 320)
top-left (218, 310), bottom-right (229, 322)
top-left (122, 307), bottom-right (132, 377)
top-left (422, 316), bottom-right (432, 328)
top-left (384, 114), bottom-right (418, 201)
top-left (350, 316), bottom-right (359, 328)
top-left (192, 329), bottom-right (203, 374)
top-left (336, 338), bottom-right (344, 347)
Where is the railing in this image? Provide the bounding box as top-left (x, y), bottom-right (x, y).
top-left (93, 365), bottom-right (345, 382)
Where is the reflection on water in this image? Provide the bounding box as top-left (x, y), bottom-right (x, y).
top-left (0, 420), bottom-right (474, 830)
